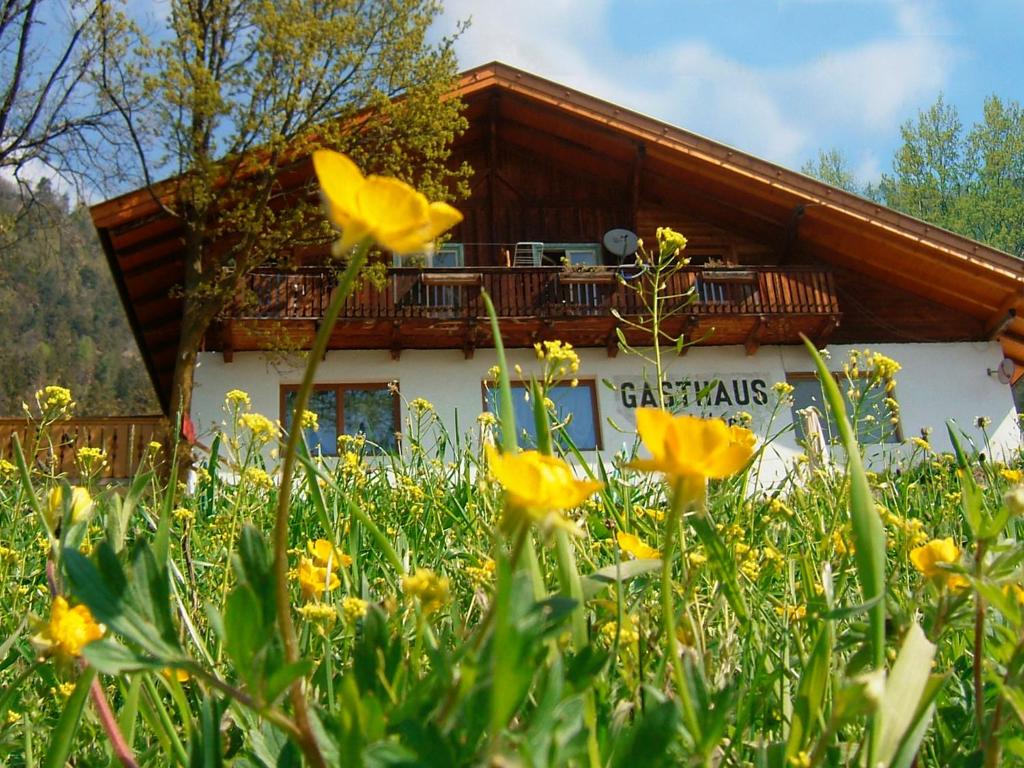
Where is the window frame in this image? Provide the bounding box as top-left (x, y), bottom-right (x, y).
top-left (533, 242), bottom-right (602, 267)
top-left (280, 382), bottom-right (401, 455)
top-left (480, 378), bottom-right (603, 451)
top-left (786, 371), bottom-right (903, 445)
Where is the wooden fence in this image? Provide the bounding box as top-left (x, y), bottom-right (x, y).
top-left (0, 416), bottom-right (168, 480)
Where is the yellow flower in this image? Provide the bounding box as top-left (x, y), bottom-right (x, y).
top-left (342, 597), bottom-right (369, 623)
top-left (312, 149), bottom-right (463, 255)
top-left (299, 410), bottom-right (319, 431)
top-left (238, 413), bottom-right (278, 443)
top-left (297, 602), bottom-right (337, 624)
top-left (910, 538), bottom-right (968, 590)
top-left (46, 486), bottom-right (94, 531)
top-left (293, 557), bottom-right (340, 601)
top-left (402, 568), bottom-right (450, 615)
top-left (656, 227), bottom-right (688, 257)
top-left (161, 668), bottom-right (191, 683)
top-left (630, 409), bottom-right (755, 480)
top-left (687, 551), bottom-right (708, 567)
top-left (1001, 468), bottom-right (1023, 484)
top-left (616, 531), bottom-right (661, 560)
top-left (485, 446), bottom-right (602, 529)
top-left (306, 539), bottom-right (352, 569)
top-left (225, 389), bottom-right (251, 408)
top-left (33, 596), bottom-right (103, 661)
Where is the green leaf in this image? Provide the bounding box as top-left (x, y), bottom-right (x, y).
top-left (42, 666), bottom-right (96, 768)
top-left (62, 547), bottom-right (178, 661)
top-left (889, 674), bottom-right (946, 768)
top-left (265, 659), bottom-right (314, 706)
top-left (224, 585), bottom-right (262, 682)
top-left (802, 337), bottom-right (885, 668)
top-left (610, 692), bottom-right (680, 767)
top-left (82, 639), bottom-right (164, 675)
top-left (785, 625), bottom-right (833, 760)
top-left (689, 512), bottom-right (748, 621)
top-left (298, 438), bottom-right (332, 535)
top-left (947, 423), bottom-right (985, 537)
top-left (582, 558), bottom-right (662, 599)
top-left (481, 291), bottom-right (517, 453)
top-left (189, 694), bottom-right (223, 768)
top-left (129, 541), bottom-right (176, 645)
top-left (876, 622), bottom-right (939, 766)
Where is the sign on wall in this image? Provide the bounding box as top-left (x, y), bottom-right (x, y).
top-left (610, 373), bottom-right (778, 430)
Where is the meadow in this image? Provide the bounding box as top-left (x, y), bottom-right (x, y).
top-left (2, 155), bottom-right (1024, 767)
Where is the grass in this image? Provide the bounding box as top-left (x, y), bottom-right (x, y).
top-left (2, 341), bottom-right (1024, 767)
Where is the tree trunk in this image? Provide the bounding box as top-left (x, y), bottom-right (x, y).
top-left (164, 219), bottom-right (218, 483)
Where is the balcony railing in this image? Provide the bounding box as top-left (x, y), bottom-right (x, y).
top-left (238, 265), bottom-right (839, 322)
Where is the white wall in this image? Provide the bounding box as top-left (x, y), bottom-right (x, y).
top-left (192, 340), bottom-right (1019, 482)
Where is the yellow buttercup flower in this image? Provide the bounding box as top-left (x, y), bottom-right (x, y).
top-left (1001, 468), bottom-right (1023, 484)
top-left (312, 150), bottom-right (463, 255)
top-left (33, 596), bottom-right (103, 661)
top-left (486, 446), bottom-right (602, 530)
top-left (306, 539), bottom-right (352, 569)
top-left (616, 531), bottom-right (661, 560)
top-left (910, 537), bottom-right (969, 590)
top-left (45, 486), bottom-right (94, 531)
top-left (630, 409), bottom-right (755, 480)
top-left (293, 556), bottom-right (340, 601)
top-left (401, 568), bottom-right (450, 615)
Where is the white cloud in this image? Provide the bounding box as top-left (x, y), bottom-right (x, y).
top-left (443, 0), bottom-right (957, 169)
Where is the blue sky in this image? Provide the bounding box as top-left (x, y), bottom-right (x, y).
top-left (440, 0), bottom-right (1024, 182)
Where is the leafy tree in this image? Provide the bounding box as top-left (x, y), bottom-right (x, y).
top-left (96, 0), bottom-right (468, 428)
top-left (801, 148), bottom-right (861, 194)
top-left (806, 95), bottom-right (1024, 259)
top-left (878, 94), bottom-right (967, 229)
top-left (0, 0), bottom-right (132, 209)
top-left (961, 96), bottom-right (1024, 257)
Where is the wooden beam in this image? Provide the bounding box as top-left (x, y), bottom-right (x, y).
top-left (606, 328), bottom-right (619, 357)
top-left (463, 324), bottom-right (478, 359)
top-left (744, 316), bottom-right (768, 356)
top-left (390, 321), bottom-right (402, 360)
top-left (986, 292), bottom-right (1023, 339)
top-left (814, 315), bottom-right (839, 348)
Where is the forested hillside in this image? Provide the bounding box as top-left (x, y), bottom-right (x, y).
top-left (0, 179), bottom-right (158, 415)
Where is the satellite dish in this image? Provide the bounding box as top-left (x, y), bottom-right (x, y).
top-left (603, 228), bottom-right (639, 259)
top-left (988, 357), bottom-right (1016, 385)
top-left (999, 357), bottom-right (1016, 385)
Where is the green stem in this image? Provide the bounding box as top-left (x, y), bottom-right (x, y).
top-left (272, 242), bottom-right (370, 768)
top-left (663, 477), bottom-right (701, 743)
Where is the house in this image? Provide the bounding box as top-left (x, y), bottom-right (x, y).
top-left (89, 62), bottom-right (1024, 480)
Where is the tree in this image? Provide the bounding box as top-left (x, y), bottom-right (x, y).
top-left (961, 96), bottom-right (1024, 257)
top-left (0, 1), bottom-right (131, 205)
top-left (877, 94), bottom-right (967, 230)
top-left (801, 148), bottom-right (861, 194)
top-left (96, 0), bottom-right (468, 429)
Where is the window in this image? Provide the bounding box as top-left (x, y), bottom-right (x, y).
top-left (393, 242), bottom-right (463, 268)
top-left (398, 243), bottom-right (465, 309)
top-left (282, 383), bottom-right (399, 454)
top-left (483, 380), bottom-right (601, 450)
top-left (788, 373), bottom-right (901, 445)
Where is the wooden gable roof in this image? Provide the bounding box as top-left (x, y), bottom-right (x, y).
top-left (91, 61), bottom-right (1024, 414)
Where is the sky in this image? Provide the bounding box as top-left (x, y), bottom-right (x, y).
top-left (439, 0), bottom-right (1024, 182)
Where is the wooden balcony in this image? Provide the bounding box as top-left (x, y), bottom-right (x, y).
top-left (218, 266), bottom-right (840, 357)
